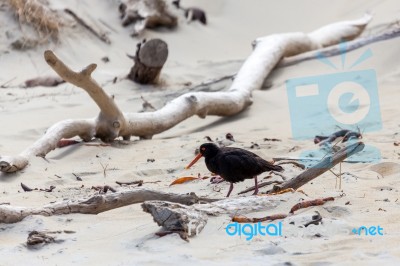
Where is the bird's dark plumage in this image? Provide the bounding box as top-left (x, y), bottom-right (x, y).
top-left (186, 143), bottom-right (283, 197)
top-left (202, 144), bottom-right (282, 183)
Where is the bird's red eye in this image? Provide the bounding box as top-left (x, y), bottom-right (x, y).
top-left (201, 147), bottom-right (206, 151)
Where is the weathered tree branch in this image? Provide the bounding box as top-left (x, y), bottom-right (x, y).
top-left (0, 188), bottom-right (217, 223)
top-left (270, 142), bottom-right (365, 192)
top-left (0, 15), bottom-right (373, 172)
top-left (278, 25), bottom-right (400, 67)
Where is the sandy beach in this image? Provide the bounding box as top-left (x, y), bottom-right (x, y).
top-left (1, 0), bottom-right (400, 265)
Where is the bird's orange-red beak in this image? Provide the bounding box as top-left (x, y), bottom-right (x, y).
top-left (185, 153), bottom-right (203, 169)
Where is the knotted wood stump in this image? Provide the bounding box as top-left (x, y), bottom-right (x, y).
top-left (128, 39), bottom-right (168, 84)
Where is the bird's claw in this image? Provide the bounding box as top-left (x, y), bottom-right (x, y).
top-left (210, 176), bottom-right (225, 184)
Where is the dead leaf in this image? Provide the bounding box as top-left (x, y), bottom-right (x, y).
top-left (170, 176), bottom-right (199, 186)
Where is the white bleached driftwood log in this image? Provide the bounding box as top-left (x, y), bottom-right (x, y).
top-left (0, 14), bottom-right (372, 173)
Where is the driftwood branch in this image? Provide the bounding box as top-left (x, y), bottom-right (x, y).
top-left (271, 142), bottom-right (365, 192)
top-left (0, 15), bottom-right (373, 172)
top-left (0, 188), bottom-right (216, 223)
top-left (278, 26), bottom-right (400, 67)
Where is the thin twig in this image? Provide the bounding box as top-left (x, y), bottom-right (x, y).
top-left (276, 161), bottom-right (305, 170)
top-left (64, 9), bottom-right (111, 44)
top-left (72, 173), bottom-right (82, 181)
top-left (0, 77), bottom-right (17, 88)
top-left (100, 162), bottom-right (109, 178)
top-left (271, 171), bottom-right (288, 181)
top-left (115, 180), bottom-right (143, 186)
top-left (237, 180), bottom-right (283, 195)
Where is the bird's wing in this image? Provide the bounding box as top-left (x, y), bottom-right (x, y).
top-left (220, 147), bottom-right (282, 172)
top-left (218, 151), bottom-right (263, 179)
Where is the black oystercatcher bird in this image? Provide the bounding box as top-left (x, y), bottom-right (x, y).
top-left (185, 143), bottom-right (283, 197)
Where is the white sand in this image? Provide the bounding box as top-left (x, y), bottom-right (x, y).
top-left (1, 0), bottom-right (400, 265)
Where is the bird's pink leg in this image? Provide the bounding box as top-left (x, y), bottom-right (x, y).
top-left (226, 182), bottom-right (234, 197)
top-left (252, 176), bottom-right (259, 195)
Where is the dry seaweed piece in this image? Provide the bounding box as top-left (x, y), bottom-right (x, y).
top-left (21, 182), bottom-right (33, 192)
top-left (91, 185), bottom-right (117, 193)
top-left (276, 161), bottom-right (305, 170)
top-left (27, 230), bottom-right (75, 247)
top-left (21, 183), bottom-right (55, 192)
top-left (264, 138), bottom-right (281, 142)
top-left (314, 129), bottom-right (362, 145)
top-left (27, 231), bottom-right (55, 246)
top-left (115, 180), bottom-right (143, 186)
top-left (289, 197), bottom-right (334, 214)
top-left (232, 213), bottom-right (287, 223)
top-left (40, 185), bottom-right (56, 192)
top-left (25, 76), bottom-right (65, 88)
